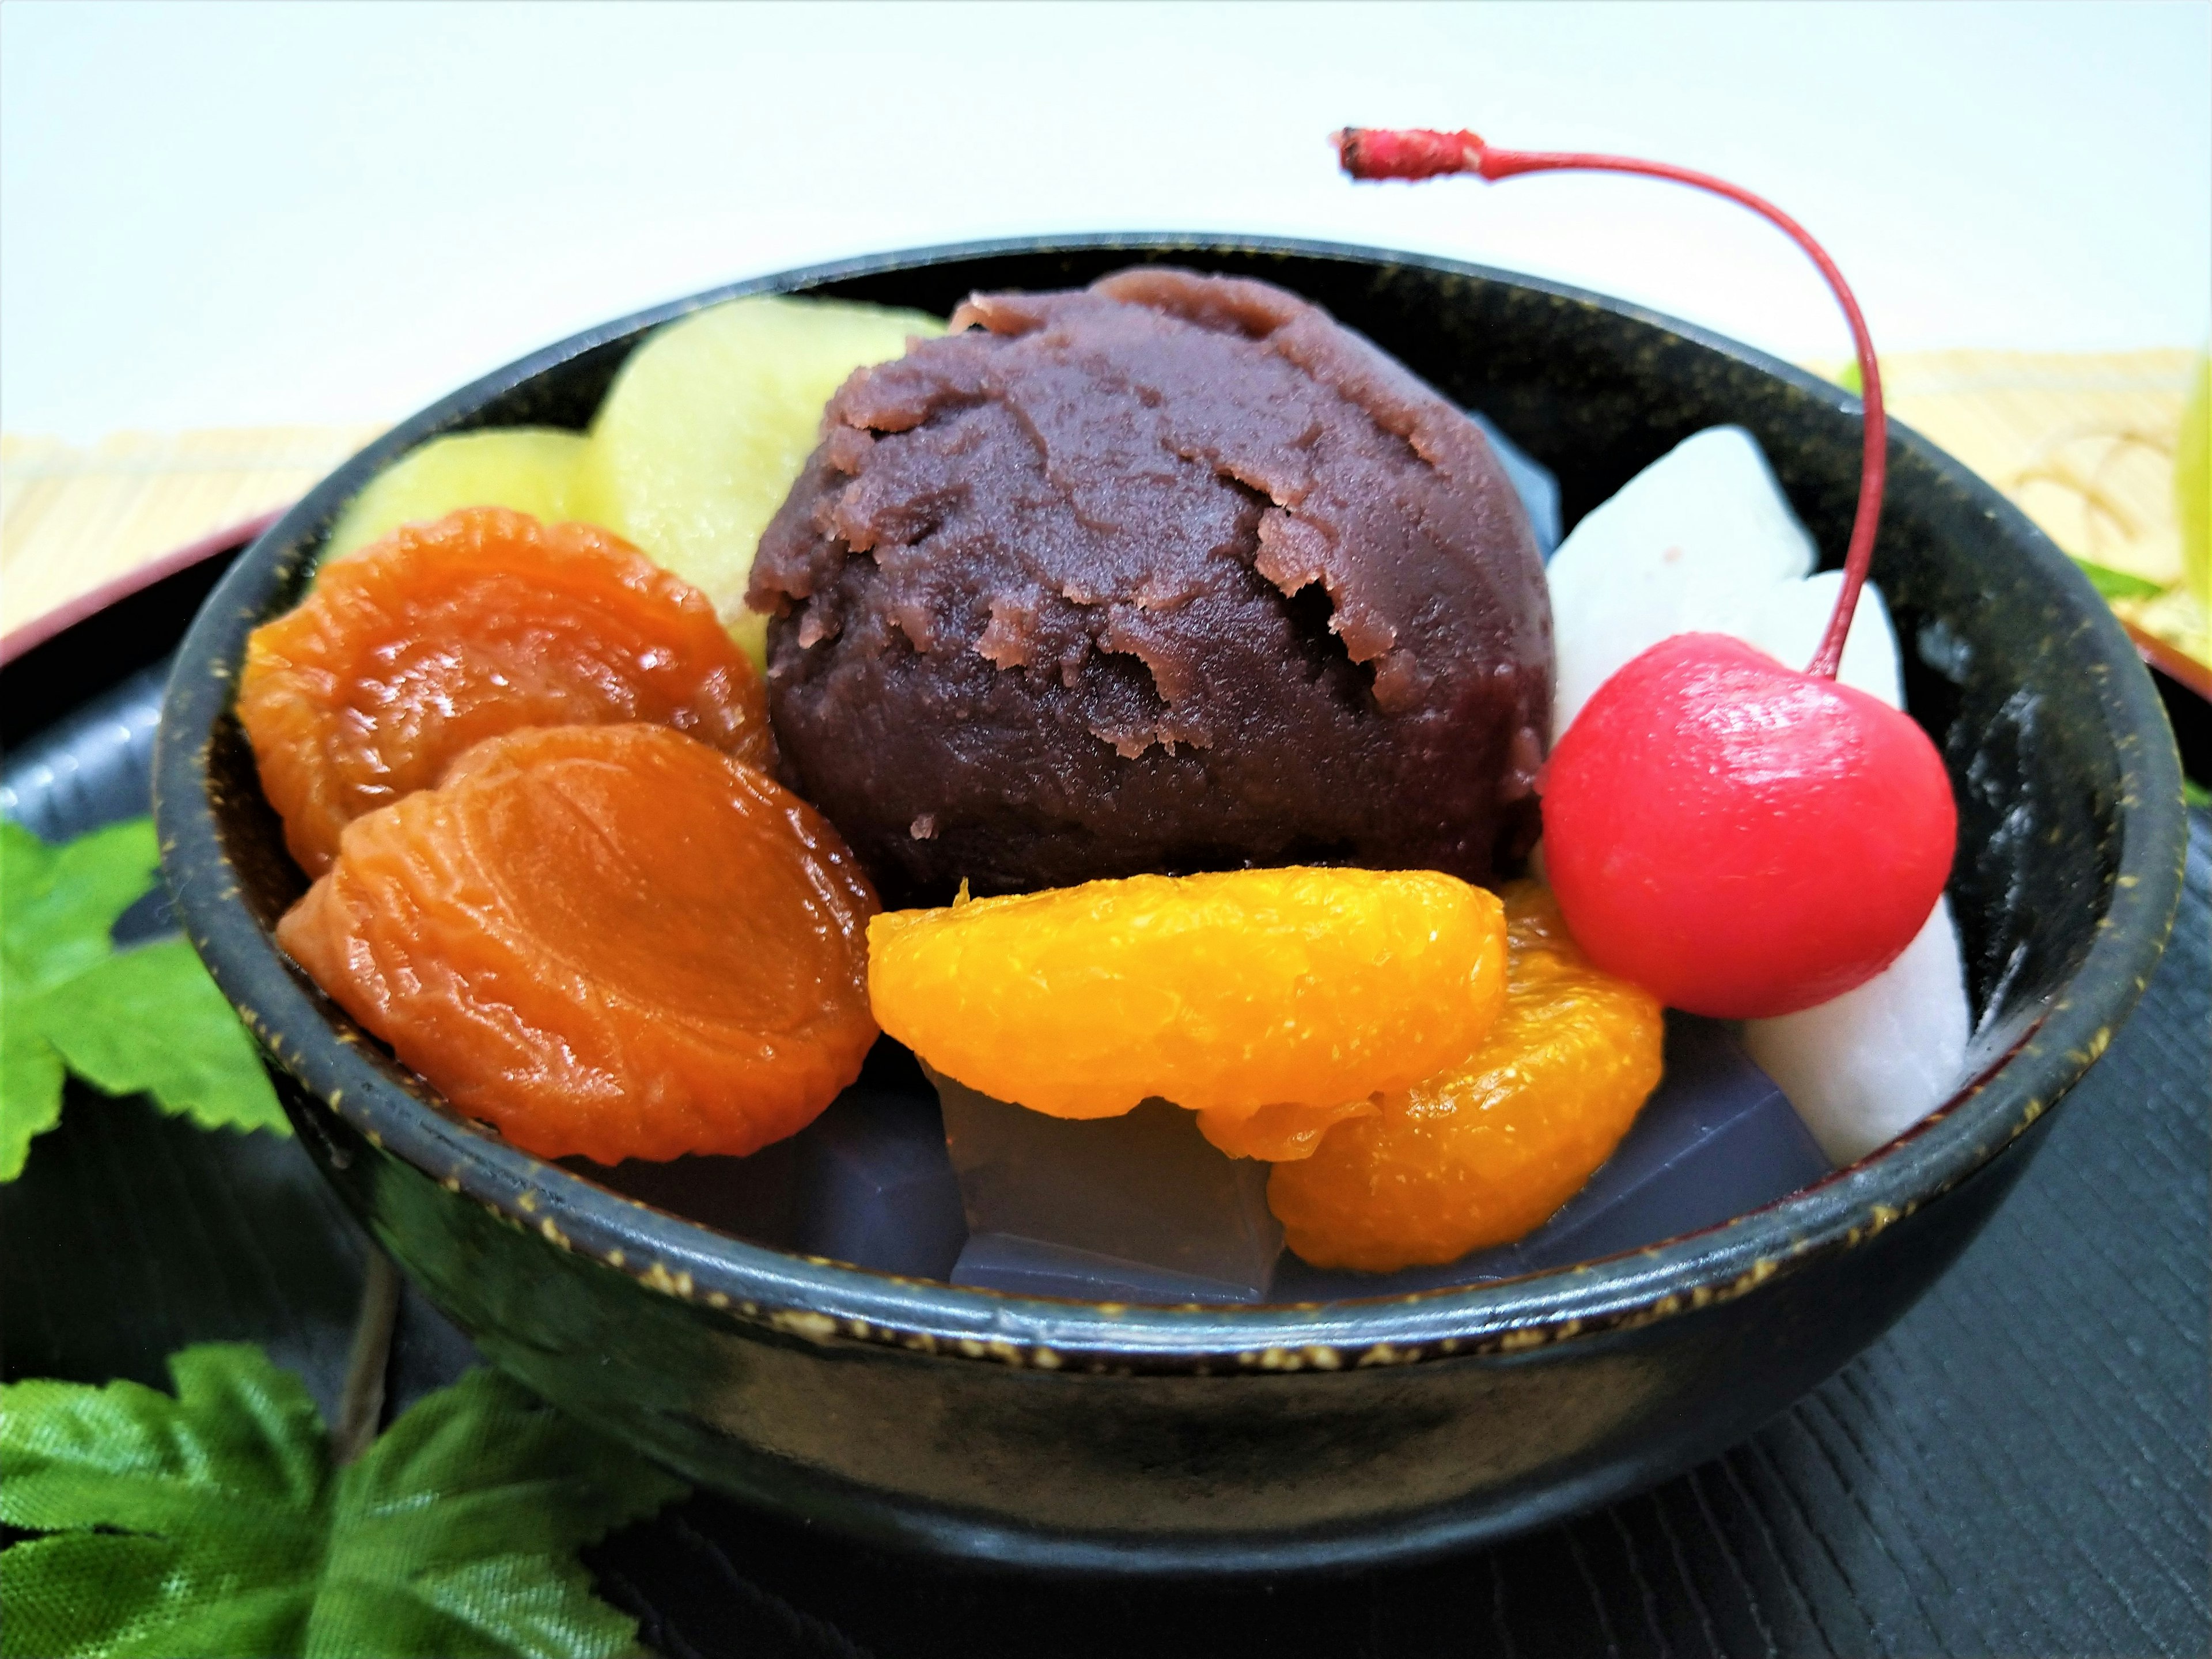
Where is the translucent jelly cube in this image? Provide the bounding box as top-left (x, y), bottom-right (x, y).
top-left (568, 1041), bottom-right (967, 1274)
top-left (793, 1084), bottom-right (965, 1279)
top-left (1516, 1013), bottom-right (1831, 1270)
top-left (1272, 1014), bottom-right (1828, 1298)
top-left (931, 1070), bottom-right (1283, 1304)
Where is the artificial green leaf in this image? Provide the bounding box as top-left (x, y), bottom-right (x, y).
top-left (2070, 554), bottom-right (2168, 601)
top-left (1, 817), bottom-right (159, 995)
top-left (38, 937), bottom-right (285, 1135)
top-left (0, 817), bottom-right (286, 1179)
top-left (0, 1533), bottom-right (320, 1659)
top-left (0, 1343), bottom-right (328, 1533)
top-left (0, 1345), bottom-right (329, 1658)
top-left (0, 1021), bottom-right (65, 1180)
top-left (309, 1368), bottom-right (687, 1658)
top-left (0, 1344), bottom-right (687, 1659)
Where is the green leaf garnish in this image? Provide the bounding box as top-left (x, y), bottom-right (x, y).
top-left (1, 818), bottom-right (284, 1180)
top-left (2069, 555), bottom-right (2168, 602)
top-left (2, 818), bottom-right (161, 995)
top-left (42, 937), bottom-right (289, 1137)
top-left (0, 1344), bottom-right (687, 1659)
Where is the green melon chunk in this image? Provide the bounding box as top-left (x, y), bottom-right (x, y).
top-left (580, 295), bottom-right (944, 665)
top-left (323, 429), bottom-right (592, 561)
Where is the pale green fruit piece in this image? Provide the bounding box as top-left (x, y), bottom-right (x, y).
top-left (581, 295), bottom-right (944, 665)
top-left (2176, 349), bottom-right (2210, 616)
top-left (324, 429), bottom-right (592, 561)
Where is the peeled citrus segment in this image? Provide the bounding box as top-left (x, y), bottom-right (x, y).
top-left (324, 429), bottom-right (592, 561)
top-left (240, 506), bottom-right (770, 876)
top-left (1196, 1097), bottom-right (1380, 1162)
top-left (581, 294), bottom-right (944, 664)
top-left (276, 724), bottom-right (880, 1165)
top-left (868, 866), bottom-right (1508, 1122)
top-left (1267, 881), bottom-right (1664, 1272)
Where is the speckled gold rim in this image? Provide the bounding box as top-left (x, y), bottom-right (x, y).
top-left (154, 233), bottom-right (2189, 1380)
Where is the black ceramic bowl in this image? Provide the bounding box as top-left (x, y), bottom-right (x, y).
top-left (155, 236), bottom-right (2187, 1575)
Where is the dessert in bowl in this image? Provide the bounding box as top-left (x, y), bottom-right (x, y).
top-left (154, 236), bottom-right (2186, 1571)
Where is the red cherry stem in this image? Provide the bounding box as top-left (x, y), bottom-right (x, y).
top-left (1335, 127), bottom-right (1884, 681)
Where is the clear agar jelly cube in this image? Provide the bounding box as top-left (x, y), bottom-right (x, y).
top-left (1517, 1013), bottom-right (1830, 1270)
top-left (793, 1084), bottom-right (965, 1279)
top-left (931, 1069), bottom-right (1282, 1304)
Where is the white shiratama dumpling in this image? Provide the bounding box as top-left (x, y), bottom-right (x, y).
top-left (1547, 426), bottom-right (1901, 737)
top-left (1742, 898), bottom-right (1972, 1165)
top-left (1544, 425), bottom-right (1969, 1166)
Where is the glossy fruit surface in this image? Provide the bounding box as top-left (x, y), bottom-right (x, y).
top-left (275, 724), bottom-right (880, 1165)
top-left (322, 429), bottom-right (592, 560)
top-left (239, 507), bottom-right (770, 875)
top-left (1540, 632), bottom-right (1956, 1018)
top-left (582, 294), bottom-right (943, 665)
top-left (1267, 881), bottom-right (1664, 1271)
top-left (1195, 1096), bottom-right (1382, 1162)
top-left (868, 866), bottom-right (1508, 1123)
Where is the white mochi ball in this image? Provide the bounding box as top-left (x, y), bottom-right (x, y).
top-left (1544, 424), bottom-right (1970, 1167)
top-left (1743, 898), bottom-right (1973, 1166)
top-left (1547, 426), bottom-right (1903, 734)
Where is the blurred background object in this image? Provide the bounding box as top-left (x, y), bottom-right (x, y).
top-left (1805, 349), bottom-right (2212, 678)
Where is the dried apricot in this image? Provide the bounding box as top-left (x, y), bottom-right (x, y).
top-left (867, 866), bottom-right (1507, 1124)
top-left (240, 506), bottom-right (770, 876)
top-left (276, 724), bottom-right (879, 1165)
top-left (1267, 880), bottom-right (1664, 1272)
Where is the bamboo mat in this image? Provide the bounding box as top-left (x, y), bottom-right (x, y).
top-left (0, 426), bottom-right (380, 642)
top-left (1819, 348), bottom-right (2206, 666)
top-left (2, 350), bottom-right (2203, 664)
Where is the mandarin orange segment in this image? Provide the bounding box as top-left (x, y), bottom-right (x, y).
top-left (1196, 1097), bottom-right (1381, 1162)
top-left (866, 866), bottom-right (1508, 1122)
top-left (275, 724), bottom-right (879, 1165)
top-left (240, 506), bottom-right (770, 876)
top-left (1266, 880), bottom-right (1665, 1272)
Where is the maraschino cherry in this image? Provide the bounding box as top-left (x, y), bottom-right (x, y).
top-left (1335, 127), bottom-right (1957, 1018)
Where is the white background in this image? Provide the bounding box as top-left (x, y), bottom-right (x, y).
top-left (3, 0), bottom-right (2207, 441)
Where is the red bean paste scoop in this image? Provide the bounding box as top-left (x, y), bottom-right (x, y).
top-left (748, 267), bottom-right (1550, 906)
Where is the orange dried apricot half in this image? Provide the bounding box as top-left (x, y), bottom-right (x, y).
top-left (1267, 880), bottom-right (1664, 1272)
top-left (276, 724), bottom-right (879, 1165)
top-left (867, 866), bottom-right (1507, 1123)
top-left (240, 505), bottom-right (770, 876)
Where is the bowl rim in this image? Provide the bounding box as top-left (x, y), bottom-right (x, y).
top-left (154, 231), bottom-right (2189, 1376)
